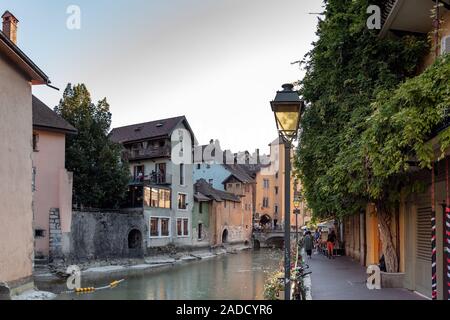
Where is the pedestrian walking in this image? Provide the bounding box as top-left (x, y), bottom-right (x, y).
top-left (304, 231), bottom-right (314, 259)
top-left (314, 229), bottom-right (321, 253)
top-left (327, 229), bottom-right (337, 259)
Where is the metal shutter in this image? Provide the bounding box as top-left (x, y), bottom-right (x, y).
top-left (417, 206), bottom-right (431, 262)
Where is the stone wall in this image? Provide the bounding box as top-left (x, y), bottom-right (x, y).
top-left (49, 209), bottom-right (62, 260)
top-left (64, 211), bottom-right (146, 262)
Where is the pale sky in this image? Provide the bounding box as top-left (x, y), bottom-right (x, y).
top-left (2, 0), bottom-right (322, 154)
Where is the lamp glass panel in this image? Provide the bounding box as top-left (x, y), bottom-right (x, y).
top-left (275, 111), bottom-right (299, 132)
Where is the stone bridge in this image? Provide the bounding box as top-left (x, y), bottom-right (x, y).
top-left (252, 230), bottom-right (296, 249)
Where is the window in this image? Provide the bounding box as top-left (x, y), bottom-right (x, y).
top-left (244, 184), bottom-right (250, 193)
top-left (150, 218), bottom-right (159, 237)
top-left (198, 223), bottom-right (203, 240)
top-left (275, 187), bottom-right (279, 195)
top-left (177, 219), bottom-right (182, 236)
top-left (177, 218), bottom-right (189, 237)
top-left (32, 167), bottom-right (36, 192)
top-left (183, 219), bottom-right (189, 236)
top-left (275, 172), bottom-right (279, 179)
top-left (263, 179), bottom-right (270, 189)
top-left (134, 165), bottom-right (145, 180)
top-left (34, 229), bottom-right (45, 238)
top-left (224, 200), bottom-right (227, 208)
top-left (263, 197), bottom-right (269, 208)
top-left (227, 183), bottom-right (233, 190)
top-left (199, 202), bottom-right (203, 214)
top-left (32, 133), bottom-right (39, 151)
top-left (178, 193), bottom-right (187, 210)
top-left (180, 163), bottom-right (185, 185)
top-left (156, 163), bottom-right (166, 183)
top-left (275, 205), bottom-right (279, 214)
top-left (197, 164), bottom-right (201, 170)
top-left (161, 218), bottom-right (170, 237)
top-left (144, 187), bottom-right (171, 209)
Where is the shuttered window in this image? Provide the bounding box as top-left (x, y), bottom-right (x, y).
top-left (416, 206), bottom-right (431, 262)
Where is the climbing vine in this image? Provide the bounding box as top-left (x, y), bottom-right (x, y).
top-left (294, 0), bottom-right (432, 272)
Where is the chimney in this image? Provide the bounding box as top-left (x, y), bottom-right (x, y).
top-left (2, 11), bottom-right (19, 45)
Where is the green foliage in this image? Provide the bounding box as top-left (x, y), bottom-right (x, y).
top-left (295, 0), bottom-right (430, 220)
top-left (363, 55), bottom-right (450, 199)
top-left (55, 83), bottom-right (130, 209)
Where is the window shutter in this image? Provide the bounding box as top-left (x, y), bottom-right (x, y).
top-left (416, 206), bottom-right (431, 262)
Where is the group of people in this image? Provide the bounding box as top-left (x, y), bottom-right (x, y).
top-left (302, 228), bottom-right (337, 260)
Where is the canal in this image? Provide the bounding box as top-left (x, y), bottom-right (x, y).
top-left (56, 249), bottom-right (283, 300)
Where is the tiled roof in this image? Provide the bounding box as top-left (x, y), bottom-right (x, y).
top-left (194, 179), bottom-right (241, 203)
top-left (194, 191), bottom-right (211, 202)
top-left (222, 164), bottom-right (256, 184)
top-left (109, 116), bottom-right (188, 144)
top-left (32, 96), bottom-right (77, 134)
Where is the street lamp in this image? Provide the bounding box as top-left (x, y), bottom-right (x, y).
top-left (270, 83), bottom-right (304, 300)
top-left (294, 200), bottom-right (301, 245)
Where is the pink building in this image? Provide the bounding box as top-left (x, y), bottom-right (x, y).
top-left (0, 11), bottom-right (51, 297)
top-left (32, 96), bottom-right (77, 262)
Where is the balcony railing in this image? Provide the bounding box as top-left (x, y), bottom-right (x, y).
top-left (124, 145), bottom-right (171, 161)
top-left (130, 173), bottom-right (172, 186)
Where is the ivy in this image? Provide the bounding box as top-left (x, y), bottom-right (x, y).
top-left (364, 54), bottom-right (450, 200)
top-left (295, 0), bottom-right (430, 220)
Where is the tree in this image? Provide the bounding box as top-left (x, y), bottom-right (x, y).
top-left (295, 0), bottom-right (429, 272)
top-left (55, 83), bottom-right (130, 209)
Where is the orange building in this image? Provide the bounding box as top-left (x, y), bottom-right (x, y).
top-left (255, 138), bottom-right (309, 230)
top-left (194, 179), bottom-right (251, 246)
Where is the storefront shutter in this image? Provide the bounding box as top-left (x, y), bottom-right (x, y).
top-left (416, 206), bottom-right (431, 262)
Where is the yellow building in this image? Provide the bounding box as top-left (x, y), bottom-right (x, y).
top-left (255, 138), bottom-right (309, 230)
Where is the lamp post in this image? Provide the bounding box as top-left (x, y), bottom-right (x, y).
top-left (271, 83), bottom-right (304, 300)
top-left (294, 198), bottom-right (302, 245)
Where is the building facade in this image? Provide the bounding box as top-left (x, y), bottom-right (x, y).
top-left (32, 96), bottom-right (77, 262)
top-left (110, 116), bottom-right (195, 249)
top-left (255, 138), bottom-right (309, 230)
top-left (0, 11), bottom-right (51, 296)
top-left (194, 179), bottom-right (249, 246)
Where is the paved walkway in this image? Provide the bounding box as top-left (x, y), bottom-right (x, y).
top-left (307, 252), bottom-right (425, 300)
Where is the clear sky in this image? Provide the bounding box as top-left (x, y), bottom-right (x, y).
top-left (2, 0), bottom-right (322, 154)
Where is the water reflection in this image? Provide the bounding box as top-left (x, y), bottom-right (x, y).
top-left (57, 249), bottom-right (282, 300)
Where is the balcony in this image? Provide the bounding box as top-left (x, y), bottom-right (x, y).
top-left (124, 145), bottom-right (171, 161)
top-left (130, 173), bottom-right (172, 186)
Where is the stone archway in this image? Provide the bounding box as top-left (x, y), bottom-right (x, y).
top-left (127, 229), bottom-right (143, 257)
top-left (222, 229), bottom-right (229, 244)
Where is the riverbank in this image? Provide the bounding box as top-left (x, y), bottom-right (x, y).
top-left (33, 244), bottom-right (252, 298)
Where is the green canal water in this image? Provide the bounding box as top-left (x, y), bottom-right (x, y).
top-left (57, 249), bottom-right (283, 300)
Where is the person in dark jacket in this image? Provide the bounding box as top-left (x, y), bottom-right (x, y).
top-left (304, 231), bottom-right (314, 259)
